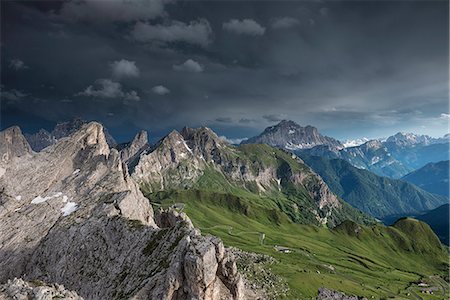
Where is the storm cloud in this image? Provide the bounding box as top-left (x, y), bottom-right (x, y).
top-left (1, 0), bottom-right (448, 142)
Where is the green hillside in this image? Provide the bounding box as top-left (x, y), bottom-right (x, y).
top-left (299, 155), bottom-right (448, 219)
top-left (145, 189), bottom-right (449, 299)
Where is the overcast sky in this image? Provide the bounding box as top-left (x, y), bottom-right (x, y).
top-left (1, 0), bottom-right (448, 143)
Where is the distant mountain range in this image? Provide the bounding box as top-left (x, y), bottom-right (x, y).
top-left (299, 154), bottom-right (448, 220)
top-left (243, 120), bottom-right (449, 178)
top-left (402, 160), bottom-right (449, 197)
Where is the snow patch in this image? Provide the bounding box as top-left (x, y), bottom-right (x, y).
top-left (343, 138), bottom-right (369, 148)
top-left (15, 195), bottom-right (22, 201)
top-left (276, 178), bottom-right (282, 192)
top-left (72, 169), bottom-right (80, 175)
top-left (61, 202), bottom-right (78, 216)
top-left (182, 141), bottom-right (193, 153)
top-left (62, 195), bottom-right (68, 203)
top-left (370, 156), bottom-right (381, 165)
top-left (288, 129), bottom-right (295, 134)
top-left (31, 192), bottom-right (63, 204)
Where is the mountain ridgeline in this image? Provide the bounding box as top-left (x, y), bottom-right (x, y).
top-left (402, 160), bottom-right (449, 197)
top-left (1, 121), bottom-right (448, 299)
top-left (299, 154), bottom-right (448, 219)
top-left (243, 120), bottom-right (449, 178)
top-left (131, 126), bottom-right (372, 227)
top-left (241, 120), bottom-right (343, 150)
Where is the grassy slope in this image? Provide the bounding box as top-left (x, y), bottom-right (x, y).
top-left (146, 189), bottom-right (449, 299)
top-left (299, 155), bottom-right (448, 219)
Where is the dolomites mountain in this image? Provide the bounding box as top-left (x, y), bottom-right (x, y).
top-left (0, 123), bottom-right (249, 300)
top-left (24, 118), bottom-right (117, 151)
top-left (118, 130), bottom-right (150, 164)
top-left (132, 126), bottom-right (371, 227)
top-left (241, 120), bottom-right (343, 150)
top-left (247, 121), bottom-right (450, 178)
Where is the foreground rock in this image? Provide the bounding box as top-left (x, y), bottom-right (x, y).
top-left (0, 123), bottom-right (250, 299)
top-left (24, 118), bottom-right (117, 151)
top-left (316, 287), bottom-right (367, 300)
top-left (0, 278), bottom-right (83, 300)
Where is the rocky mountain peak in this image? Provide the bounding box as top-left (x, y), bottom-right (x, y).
top-left (0, 126), bottom-right (33, 164)
top-left (119, 130), bottom-right (149, 163)
top-left (242, 120), bottom-right (343, 150)
top-left (181, 126), bottom-right (228, 163)
top-left (0, 123), bottom-right (250, 299)
top-left (24, 118), bottom-right (117, 152)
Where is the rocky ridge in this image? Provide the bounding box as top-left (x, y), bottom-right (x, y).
top-left (118, 130), bottom-right (150, 164)
top-left (0, 278), bottom-right (83, 300)
top-left (131, 126), bottom-right (371, 227)
top-left (24, 118), bottom-right (117, 151)
top-left (0, 123), bottom-right (250, 299)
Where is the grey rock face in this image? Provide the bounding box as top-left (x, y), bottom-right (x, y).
top-left (24, 118), bottom-right (117, 151)
top-left (242, 120), bottom-right (343, 150)
top-left (119, 130), bottom-right (150, 164)
top-left (0, 123), bottom-right (249, 300)
top-left (316, 287), bottom-right (367, 300)
top-left (0, 126), bottom-right (32, 163)
top-left (0, 278), bottom-right (83, 300)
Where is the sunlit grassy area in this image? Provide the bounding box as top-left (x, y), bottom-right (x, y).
top-left (146, 189), bottom-right (449, 299)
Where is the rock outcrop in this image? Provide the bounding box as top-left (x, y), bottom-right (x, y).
top-left (0, 278), bottom-right (83, 300)
top-left (0, 123), bottom-right (249, 299)
top-left (24, 118), bottom-right (117, 151)
top-left (119, 130), bottom-right (150, 164)
top-left (316, 287), bottom-right (367, 300)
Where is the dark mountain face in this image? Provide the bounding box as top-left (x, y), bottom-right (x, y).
top-left (298, 133), bottom-right (449, 179)
top-left (241, 120), bottom-right (343, 151)
top-left (299, 154), bottom-right (448, 219)
top-left (24, 118), bottom-right (117, 151)
top-left (416, 204), bottom-right (449, 245)
top-left (402, 160), bottom-right (449, 197)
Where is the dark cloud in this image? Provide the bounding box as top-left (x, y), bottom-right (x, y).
top-left (271, 17), bottom-right (300, 29)
top-left (223, 19), bottom-right (266, 36)
top-left (262, 114), bottom-right (287, 123)
top-left (215, 117), bottom-right (233, 123)
top-left (58, 0), bottom-right (166, 23)
top-left (110, 59), bottom-right (140, 79)
top-left (130, 20), bottom-right (213, 47)
top-left (9, 59), bottom-right (29, 71)
top-left (1, 0), bottom-right (448, 142)
top-left (151, 85), bottom-right (170, 95)
top-left (173, 59), bottom-right (204, 73)
top-left (77, 79), bottom-right (140, 101)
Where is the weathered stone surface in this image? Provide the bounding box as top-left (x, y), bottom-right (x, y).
top-left (119, 130), bottom-right (149, 164)
top-left (316, 287), bottom-right (367, 300)
top-left (0, 278), bottom-right (83, 300)
top-left (0, 123), bottom-right (250, 300)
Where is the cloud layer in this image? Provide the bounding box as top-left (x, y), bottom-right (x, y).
top-left (223, 19), bottom-right (266, 36)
